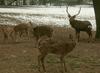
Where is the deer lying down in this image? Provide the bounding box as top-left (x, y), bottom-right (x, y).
top-left (37, 35), bottom-right (76, 72)
top-left (66, 6), bottom-right (92, 42)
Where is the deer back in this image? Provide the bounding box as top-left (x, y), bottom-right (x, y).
top-left (33, 25), bottom-right (53, 39)
top-left (38, 37), bottom-right (76, 55)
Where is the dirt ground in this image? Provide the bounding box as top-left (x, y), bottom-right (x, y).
top-left (0, 27), bottom-right (100, 73)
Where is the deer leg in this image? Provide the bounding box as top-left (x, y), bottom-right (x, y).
top-left (3, 32), bottom-right (8, 41)
top-left (77, 32), bottom-right (80, 42)
top-left (87, 31), bottom-right (92, 42)
top-left (26, 30), bottom-right (28, 37)
top-left (76, 31), bottom-right (80, 42)
top-left (19, 32), bottom-right (23, 38)
top-left (90, 31), bottom-right (92, 41)
top-left (27, 31), bottom-right (31, 40)
top-left (36, 37), bottom-right (40, 48)
top-left (41, 55), bottom-right (46, 72)
top-left (60, 56), bottom-right (67, 72)
top-left (9, 31), bottom-right (14, 40)
top-left (15, 31), bottom-right (19, 42)
top-left (38, 54), bottom-right (46, 72)
top-left (38, 55), bottom-right (41, 72)
top-left (27, 29), bottom-right (31, 40)
top-left (75, 31), bottom-right (77, 39)
top-left (12, 31), bottom-right (16, 41)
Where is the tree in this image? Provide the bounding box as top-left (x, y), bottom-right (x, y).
top-left (77, 0), bottom-right (83, 4)
top-left (39, 0), bottom-right (47, 5)
top-left (0, 0), bottom-right (5, 5)
top-left (93, 0), bottom-right (100, 39)
top-left (8, 0), bottom-right (17, 6)
top-left (23, 0), bottom-right (26, 5)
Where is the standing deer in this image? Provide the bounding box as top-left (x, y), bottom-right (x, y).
top-left (13, 21), bottom-right (33, 41)
top-left (0, 25), bottom-right (14, 40)
top-left (66, 6), bottom-right (92, 42)
top-left (33, 25), bottom-right (53, 47)
top-left (37, 35), bottom-right (76, 72)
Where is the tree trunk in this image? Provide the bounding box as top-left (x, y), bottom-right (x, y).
top-left (93, 0), bottom-right (100, 39)
top-left (23, 0), bottom-right (26, 5)
top-left (77, 0), bottom-right (83, 4)
top-left (4, 0), bottom-right (7, 5)
top-left (0, 0), bottom-right (5, 5)
top-left (42, 0), bottom-right (46, 5)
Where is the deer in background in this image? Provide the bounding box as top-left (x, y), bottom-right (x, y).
top-left (66, 6), bottom-right (92, 42)
top-left (37, 34), bottom-right (76, 72)
top-left (13, 21), bottom-right (33, 41)
top-left (33, 25), bottom-right (53, 41)
top-left (0, 25), bottom-right (14, 41)
top-left (33, 25), bottom-right (53, 47)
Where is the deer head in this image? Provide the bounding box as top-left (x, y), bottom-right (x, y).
top-left (66, 6), bottom-right (81, 21)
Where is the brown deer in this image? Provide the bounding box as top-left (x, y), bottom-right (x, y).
top-left (33, 25), bottom-right (53, 48)
top-left (33, 25), bottom-right (53, 41)
top-left (13, 21), bottom-right (33, 41)
top-left (66, 6), bottom-right (92, 42)
top-left (37, 35), bottom-right (76, 72)
top-left (0, 25), bottom-right (14, 40)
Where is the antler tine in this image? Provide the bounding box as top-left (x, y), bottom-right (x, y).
top-left (66, 5), bottom-right (70, 15)
top-left (75, 7), bottom-right (81, 16)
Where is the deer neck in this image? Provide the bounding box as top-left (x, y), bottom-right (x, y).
top-left (69, 19), bottom-right (77, 28)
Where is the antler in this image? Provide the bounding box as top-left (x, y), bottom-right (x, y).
top-left (75, 7), bottom-right (81, 16)
top-left (66, 6), bottom-right (71, 17)
top-left (66, 6), bottom-right (69, 15)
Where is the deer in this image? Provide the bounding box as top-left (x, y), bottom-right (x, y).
top-left (33, 25), bottom-right (53, 47)
top-left (13, 21), bottom-right (33, 41)
top-left (66, 6), bottom-right (92, 42)
top-left (0, 25), bottom-right (14, 41)
top-left (37, 34), bottom-right (76, 72)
